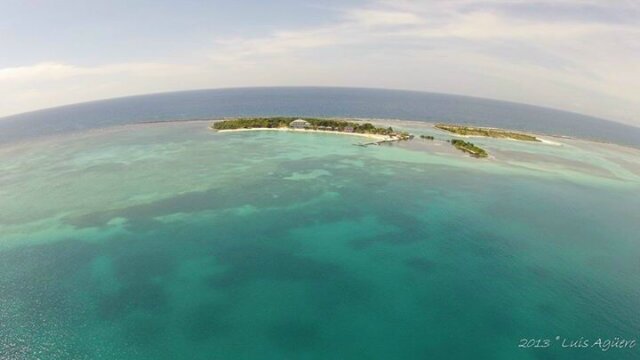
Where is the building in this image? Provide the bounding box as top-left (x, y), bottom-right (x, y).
top-left (290, 119), bottom-right (310, 129)
top-left (344, 126), bottom-right (354, 133)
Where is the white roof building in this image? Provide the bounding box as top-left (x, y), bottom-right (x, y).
top-left (290, 119), bottom-right (310, 129)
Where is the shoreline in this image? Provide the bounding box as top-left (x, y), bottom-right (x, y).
top-left (210, 117), bottom-right (635, 149)
top-left (435, 132), bottom-right (562, 146)
top-left (361, 118), bottom-right (570, 146)
top-left (215, 127), bottom-right (394, 141)
top-left (2, 117), bottom-right (636, 152)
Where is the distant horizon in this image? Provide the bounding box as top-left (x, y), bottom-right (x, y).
top-left (2, 87), bottom-right (639, 149)
top-left (1, 85), bottom-right (636, 128)
top-left (2, 1), bottom-right (639, 127)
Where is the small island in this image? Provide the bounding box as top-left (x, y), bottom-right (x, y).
top-left (435, 124), bottom-right (539, 142)
top-left (210, 118), bottom-right (552, 159)
top-left (449, 139), bottom-right (488, 158)
top-left (211, 117), bottom-right (412, 141)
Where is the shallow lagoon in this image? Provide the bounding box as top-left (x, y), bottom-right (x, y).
top-left (1, 121), bottom-right (639, 359)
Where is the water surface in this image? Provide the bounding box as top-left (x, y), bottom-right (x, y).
top-left (1, 121), bottom-right (639, 359)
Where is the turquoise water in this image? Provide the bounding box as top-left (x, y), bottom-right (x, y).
top-left (1, 121), bottom-right (639, 359)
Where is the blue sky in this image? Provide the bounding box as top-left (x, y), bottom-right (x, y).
top-left (1, 0), bottom-right (639, 125)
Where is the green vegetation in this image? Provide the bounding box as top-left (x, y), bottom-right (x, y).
top-left (420, 135), bottom-right (434, 140)
top-left (449, 139), bottom-right (488, 158)
top-left (435, 124), bottom-right (539, 142)
top-left (396, 131), bottom-right (412, 140)
top-left (212, 117), bottom-right (293, 130)
top-left (212, 117), bottom-right (399, 136)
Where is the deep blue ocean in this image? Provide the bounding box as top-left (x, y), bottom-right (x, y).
top-left (0, 87), bottom-right (638, 147)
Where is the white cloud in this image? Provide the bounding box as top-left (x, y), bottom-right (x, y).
top-left (202, 0), bottom-right (640, 125)
top-left (210, 28), bottom-right (348, 64)
top-left (1, 0), bottom-right (639, 125)
top-left (395, 11), bottom-right (623, 39)
top-left (0, 62), bottom-right (197, 82)
top-left (0, 62), bottom-right (201, 116)
top-left (0, 63), bottom-right (81, 81)
top-left (345, 9), bottom-right (423, 26)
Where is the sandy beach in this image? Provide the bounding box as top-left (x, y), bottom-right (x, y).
top-left (215, 127), bottom-right (394, 141)
top-left (433, 130), bottom-right (561, 146)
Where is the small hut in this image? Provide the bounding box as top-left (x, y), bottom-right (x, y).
top-left (290, 119), bottom-right (310, 129)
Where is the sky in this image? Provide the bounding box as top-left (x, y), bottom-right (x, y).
top-left (1, 0), bottom-right (639, 125)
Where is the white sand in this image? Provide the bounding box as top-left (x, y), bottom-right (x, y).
top-left (538, 137), bottom-right (563, 146)
top-left (215, 127), bottom-right (393, 141)
top-left (440, 132), bottom-right (562, 146)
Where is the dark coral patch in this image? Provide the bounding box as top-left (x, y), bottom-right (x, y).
top-left (268, 320), bottom-right (320, 352)
top-left (405, 257), bottom-right (436, 273)
top-left (183, 303), bottom-right (231, 342)
top-left (98, 282), bottom-right (168, 320)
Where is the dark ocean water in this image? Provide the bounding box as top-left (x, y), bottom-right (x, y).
top-left (0, 87), bottom-right (638, 147)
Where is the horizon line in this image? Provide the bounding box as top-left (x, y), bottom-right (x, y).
top-left (0, 85), bottom-right (637, 129)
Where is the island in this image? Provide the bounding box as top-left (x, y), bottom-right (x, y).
top-left (449, 139), bottom-right (488, 158)
top-left (435, 124), bottom-right (539, 142)
top-left (210, 118), bottom-right (546, 159)
top-left (211, 117), bottom-right (412, 142)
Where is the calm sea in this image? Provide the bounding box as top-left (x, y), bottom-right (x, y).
top-left (0, 87), bottom-right (638, 147)
top-left (1, 89), bottom-right (639, 359)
